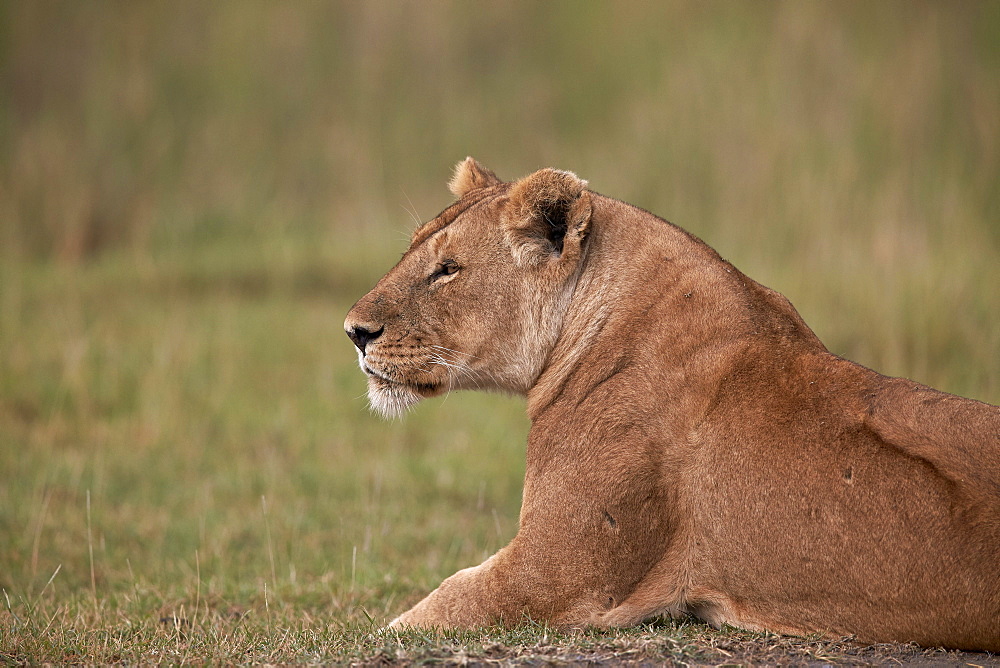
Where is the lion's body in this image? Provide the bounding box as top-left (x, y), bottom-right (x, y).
top-left (345, 159), bottom-right (1000, 651)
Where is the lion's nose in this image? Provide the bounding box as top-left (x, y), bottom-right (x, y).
top-left (346, 324), bottom-right (384, 354)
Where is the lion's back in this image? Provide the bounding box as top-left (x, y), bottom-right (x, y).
top-left (861, 373), bottom-right (1000, 502)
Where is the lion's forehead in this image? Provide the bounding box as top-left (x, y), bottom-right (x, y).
top-left (409, 188), bottom-right (507, 248)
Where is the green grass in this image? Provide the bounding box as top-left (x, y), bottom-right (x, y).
top-left (4, 611), bottom-right (990, 665)
top-left (1, 1), bottom-right (998, 663)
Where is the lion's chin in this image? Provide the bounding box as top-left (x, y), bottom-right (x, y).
top-left (367, 376), bottom-right (425, 419)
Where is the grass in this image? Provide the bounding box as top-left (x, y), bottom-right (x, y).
top-left (1, 1), bottom-right (998, 664)
top-left (5, 611), bottom-right (992, 665)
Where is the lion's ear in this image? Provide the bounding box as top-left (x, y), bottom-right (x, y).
top-left (449, 157), bottom-right (502, 198)
top-left (505, 168), bottom-right (592, 267)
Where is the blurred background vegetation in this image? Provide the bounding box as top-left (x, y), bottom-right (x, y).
top-left (0, 1), bottom-right (997, 661)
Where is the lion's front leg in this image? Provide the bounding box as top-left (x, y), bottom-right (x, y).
top-left (388, 556), bottom-right (510, 629)
top-left (388, 546), bottom-right (604, 630)
top-left (387, 489), bottom-right (681, 629)
top-left (387, 542), bottom-right (669, 630)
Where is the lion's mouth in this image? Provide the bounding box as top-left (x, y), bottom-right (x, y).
top-left (363, 362), bottom-right (440, 395)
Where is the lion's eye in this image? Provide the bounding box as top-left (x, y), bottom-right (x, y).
top-left (431, 260), bottom-right (460, 281)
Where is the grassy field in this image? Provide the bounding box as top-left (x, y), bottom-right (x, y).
top-left (2, 2), bottom-right (998, 664)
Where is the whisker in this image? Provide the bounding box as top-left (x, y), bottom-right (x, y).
top-left (430, 345), bottom-right (479, 359)
top-left (428, 357), bottom-right (468, 372)
top-left (400, 189), bottom-right (423, 227)
top-left (425, 352), bottom-right (492, 390)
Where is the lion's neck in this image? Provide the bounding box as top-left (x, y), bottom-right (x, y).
top-left (525, 196), bottom-right (815, 423)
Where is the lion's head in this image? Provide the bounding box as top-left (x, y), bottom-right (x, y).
top-left (344, 158), bottom-right (593, 417)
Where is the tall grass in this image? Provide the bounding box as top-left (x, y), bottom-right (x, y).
top-left (1, 1), bottom-right (997, 662)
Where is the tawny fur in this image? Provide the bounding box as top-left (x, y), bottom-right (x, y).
top-left (344, 158), bottom-right (1000, 651)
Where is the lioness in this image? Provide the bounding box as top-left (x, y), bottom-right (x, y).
top-left (344, 158), bottom-right (1000, 651)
